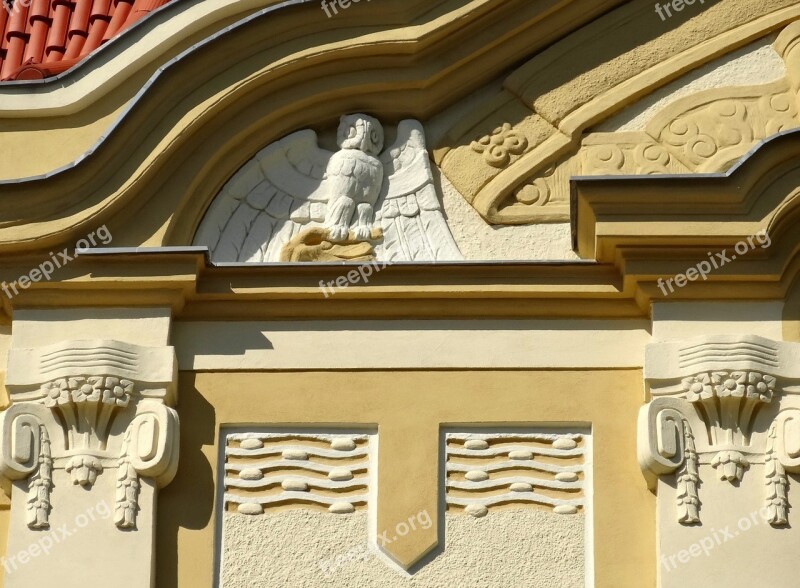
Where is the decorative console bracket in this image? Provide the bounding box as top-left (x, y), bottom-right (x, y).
top-left (0, 338), bottom-right (179, 588)
top-left (640, 335), bottom-right (800, 524)
top-left (639, 334), bottom-right (800, 587)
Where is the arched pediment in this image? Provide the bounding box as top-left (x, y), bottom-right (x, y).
top-left (5, 123), bottom-right (800, 325)
top-left (0, 0), bottom-right (798, 262)
top-left (0, 0), bottom-right (627, 252)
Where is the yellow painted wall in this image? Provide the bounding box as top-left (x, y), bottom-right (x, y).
top-left (159, 369), bottom-right (655, 587)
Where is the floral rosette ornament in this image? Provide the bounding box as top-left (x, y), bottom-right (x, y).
top-left (681, 371), bottom-right (776, 482)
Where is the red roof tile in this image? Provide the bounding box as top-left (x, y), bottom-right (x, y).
top-left (0, 0), bottom-right (170, 81)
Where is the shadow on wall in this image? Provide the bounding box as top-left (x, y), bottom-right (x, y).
top-left (156, 374), bottom-right (216, 587)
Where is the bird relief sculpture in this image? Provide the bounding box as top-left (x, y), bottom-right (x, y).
top-left (194, 114), bottom-right (463, 262)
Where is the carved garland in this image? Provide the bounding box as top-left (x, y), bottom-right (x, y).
top-left (26, 426), bottom-right (52, 529)
top-left (676, 420), bottom-right (700, 524)
top-left (114, 427), bottom-right (140, 529)
top-left (764, 421), bottom-right (789, 526)
top-left (41, 376), bottom-right (132, 491)
top-left (681, 370), bottom-right (775, 484)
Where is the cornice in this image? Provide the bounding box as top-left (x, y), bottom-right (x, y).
top-left (572, 127), bottom-right (800, 261)
top-left (0, 242), bottom-right (792, 324)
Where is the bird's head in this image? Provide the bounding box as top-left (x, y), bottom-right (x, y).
top-left (337, 114), bottom-right (384, 156)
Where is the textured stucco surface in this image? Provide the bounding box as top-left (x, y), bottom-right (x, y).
top-left (596, 35), bottom-right (785, 132)
top-left (221, 509), bottom-right (585, 587)
top-left (438, 171), bottom-right (579, 261)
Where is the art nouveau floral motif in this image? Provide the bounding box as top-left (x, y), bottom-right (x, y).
top-left (470, 123), bottom-right (528, 168)
top-left (41, 376), bottom-right (133, 408)
top-left (680, 371), bottom-right (775, 483)
top-left (655, 90), bottom-right (798, 171)
top-left (0, 340), bottom-right (179, 533)
top-left (640, 336), bottom-right (800, 526)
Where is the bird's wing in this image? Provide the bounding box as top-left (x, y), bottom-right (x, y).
top-left (194, 130), bottom-right (333, 262)
top-left (375, 120), bottom-right (463, 261)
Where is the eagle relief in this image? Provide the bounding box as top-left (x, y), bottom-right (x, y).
top-left (194, 114), bottom-right (463, 262)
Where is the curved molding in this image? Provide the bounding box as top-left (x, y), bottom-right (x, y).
top-left (0, 0), bottom-right (796, 255)
top-left (0, 0), bottom-right (308, 118)
top-left (11, 124), bottom-right (800, 323)
top-left (435, 3), bottom-right (800, 224)
top-left (0, 0), bottom-right (624, 252)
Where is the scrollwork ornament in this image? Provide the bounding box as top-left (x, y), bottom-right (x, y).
top-left (471, 123), bottom-right (528, 168)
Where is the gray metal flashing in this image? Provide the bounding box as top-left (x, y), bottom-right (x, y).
top-left (0, 0), bottom-right (313, 185)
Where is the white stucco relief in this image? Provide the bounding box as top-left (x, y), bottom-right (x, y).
top-left (195, 114), bottom-right (463, 263)
top-left (640, 334), bottom-right (800, 588)
top-left (0, 337), bottom-right (179, 588)
top-left (445, 432), bottom-right (586, 518)
top-left (224, 432), bottom-right (372, 516)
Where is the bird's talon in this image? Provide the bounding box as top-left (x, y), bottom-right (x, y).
top-left (328, 226), bottom-right (349, 242)
top-left (353, 226), bottom-right (372, 241)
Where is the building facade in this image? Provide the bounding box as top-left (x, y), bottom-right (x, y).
top-left (1, 0), bottom-right (800, 586)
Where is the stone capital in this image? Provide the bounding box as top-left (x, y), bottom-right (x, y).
top-left (640, 334), bottom-right (800, 587)
top-left (0, 336), bottom-right (179, 587)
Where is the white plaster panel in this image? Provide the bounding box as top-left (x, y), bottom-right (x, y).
top-left (438, 171), bottom-right (579, 261)
top-left (174, 319), bottom-right (650, 370)
top-left (11, 307), bottom-right (172, 348)
top-left (651, 301), bottom-right (784, 342)
top-left (224, 432), bottom-right (373, 516)
top-left (445, 432), bottom-right (586, 518)
top-left (220, 509), bottom-right (584, 587)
